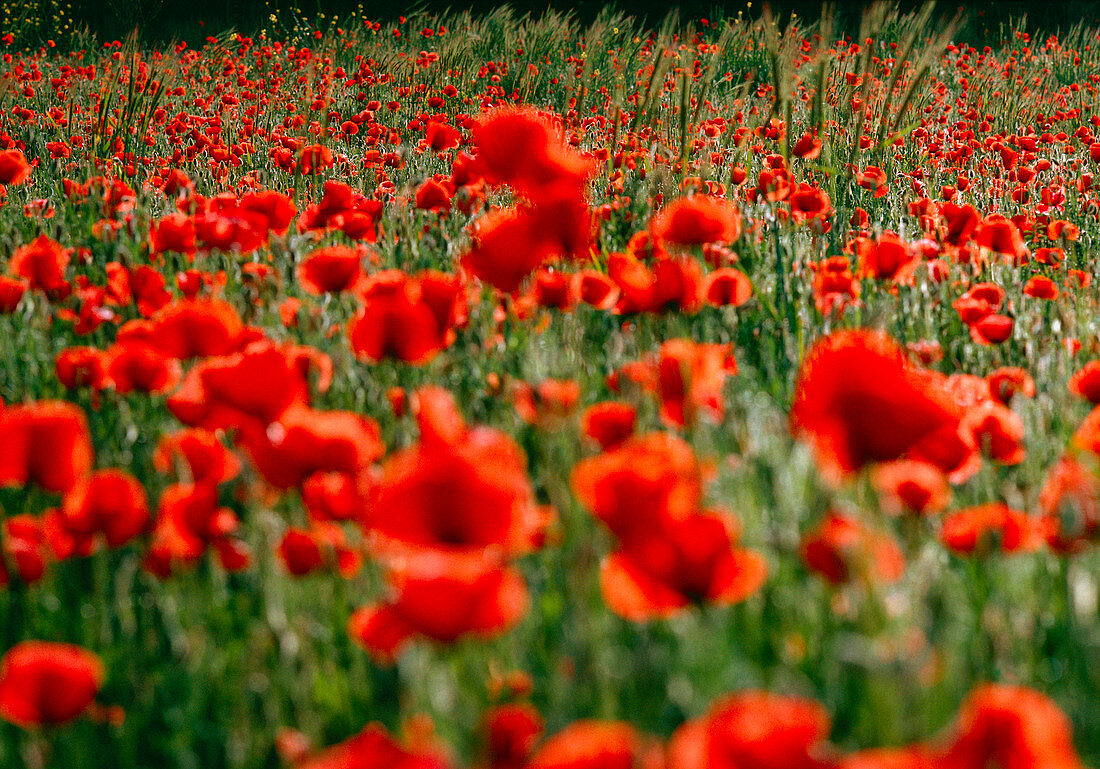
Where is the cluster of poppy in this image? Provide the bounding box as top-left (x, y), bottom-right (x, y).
top-left (787, 329), bottom-right (1066, 568)
top-left (347, 387), bottom-right (551, 661)
top-left (572, 431), bottom-right (766, 620)
top-left (0, 638), bottom-right (1089, 769)
top-left (4, 10), bottom-right (1100, 766)
top-left (275, 682), bottom-right (1087, 769)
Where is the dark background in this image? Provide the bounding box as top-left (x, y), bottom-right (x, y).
top-left (28, 0), bottom-right (1100, 46)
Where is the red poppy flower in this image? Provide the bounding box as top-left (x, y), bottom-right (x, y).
top-left (987, 367), bottom-right (1035, 404)
top-left (1023, 275), bottom-right (1059, 300)
top-left (857, 165), bottom-right (888, 197)
top-left (970, 313), bottom-right (1014, 346)
top-left (484, 704), bottom-right (544, 769)
top-left (788, 184), bottom-right (832, 225)
top-left (580, 402), bottom-right (637, 450)
top-left (128, 265), bottom-right (173, 317)
top-left (651, 195), bottom-right (742, 245)
top-left (348, 553), bottom-right (528, 663)
top-left (755, 166), bottom-right (792, 202)
top-left (239, 190), bottom-right (297, 236)
top-left (939, 685), bottom-right (1086, 769)
top-left (513, 379), bottom-right (581, 427)
top-left (153, 429), bottom-right (240, 485)
top-left (55, 346), bottom-right (108, 390)
top-left (940, 503), bottom-right (1042, 555)
top-left (194, 202), bottom-right (270, 254)
top-left (572, 432), bottom-right (704, 537)
top-left (529, 268), bottom-right (575, 310)
top-left (348, 270), bottom-right (466, 364)
top-left (299, 180), bottom-right (381, 242)
top-left (608, 252), bottom-right (703, 314)
top-left (298, 144), bottom-right (334, 174)
top-left (572, 270), bottom-right (620, 309)
top-left (1046, 218), bottom-right (1079, 240)
top-left (790, 330), bottom-right (974, 481)
top-left (60, 469), bottom-right (150, 549)
top-left (0, 401), bottom-right (94, 493)
top-left (801, 512), bottom-right (905, 585)
top-left (963, 402), bottom-right (1025, 464)
top-left (473, 108), bottom-right (591, 197)
top-left (1039, 455), bottom-right (1100, 552)
top-left (529, 721), bottom-right (657, 769)
top-left (161, 169), bottom-right (192, 196)
top-left (298, 245), bottom-right (366, 295)
top-left (106, 341), bottom-right (181, 394)
top-left (0, 642), bottom-right (104, 728)
top-left (792, 131), bottom-right (822, 159)
top-left (149, 212), bottom-right (197, 257)
top-left (1069, 361), bottom-right (1100, 403)
top-left (0, 276), bottom-right (26, 313)
top-left (600, 510), bottom-right (766, 620)
top-left (856, 234), bottom-right (918, 282)
top-left (812, 256), bottom-right (859, 315)
top-left (301, 470), bottom-right (372, 524)
top-left (167, 341), bottom-right (311, 433)
top-left (9, 234), bottom-right (71, 293)
top-left (463, 206), bottom-right (557, 293)
top-left (652, 339), bottom-right (735, 427)
top-left (2, 515), bottom-right (51, 584)
top-left (369, 387), bottom-right (545, 557)
top-left (1033, 247), bottom-right (1065, 267)
top-left (952, 282), bottom-right (1004, 325)
top-left (237, 404), bottom-right (383, 490)
top-left (145, 483), bottom-right (249, 577)
top-left (277, 523), bottom-right (360, 577)
top-left (667, 691), bottom-right (833, 769)
top-left (295, 723), bottom-right (452, 769)
top-left (973, 214), bottom-right (1029, 262)
top-left (703, 268), bottom-right (753, 307)
top-left (523, 179), bottom-right (593, 260)
top-left (871, 460), bottom-right (951, 515)
top-left (940, 203), bottom-right (980, 247)
top-left (0, 149), bottom-right (31, 185)
top-left (425, 121), bottom-right (463, 152)
top-left (148, 299), bottom-right (245, 360)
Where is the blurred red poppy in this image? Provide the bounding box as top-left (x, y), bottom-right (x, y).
top-left (10, 234), bottom-right (71, 294)
top-left (601, 509), bottom-right (766, 620)
top-left (348, 553), bottom-right (528, 663)
top-left (239, 404), bottom-right (384, 490)
top-left (651, 195), bottom-right (742, 245)
top-left (296, 722), bottom-right (453, 769)
top-left (483, 704), bottom-right (543, 769)
top-left (1069, 361), bottom-right (1100, 403)
top-left (59, 469), bottom-right (150, 550)
top-left (801, 511), bottom-right (905, 585)
top-left (528, 721), bottom-right (660, 769)
top-left (939, 685), bottom-right (1086, 769)
top-left (790, 330), bottom-right (975, 482)
top-left (0, 149), bottom-right (31, 185)
top-left (703, 268), bottom-right (753, 307)
top-left (580, 402), bottom-right (637, 450)
top-left (298, 245), bottom-right (366, 295)
top-left (348, 270), bottom-right (466, 364)
top-left (668, 690), bottom-right (833, 769)
top-left (0, 642), bottom-right (104, 728)
top-left (154, 429), bottom-right (241, 485)
top-left (0, 401), bottom-right (94, 493)
top-left (940, 503), bottom-right (1043, 556)
top-left (369, 387), bottom-right (545, 558)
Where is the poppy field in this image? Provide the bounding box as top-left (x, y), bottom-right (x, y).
top-left (4, 2), bottom-right (1100, 766)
